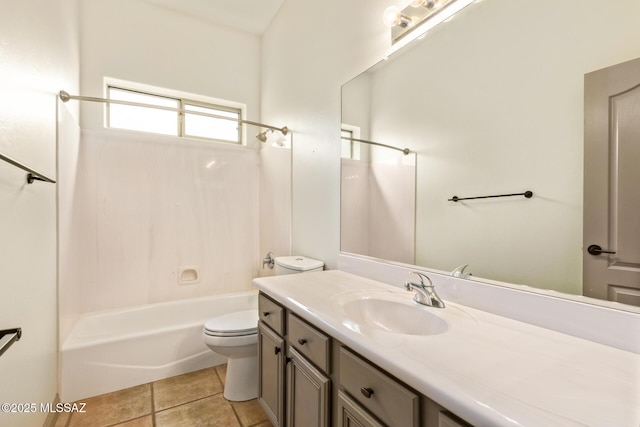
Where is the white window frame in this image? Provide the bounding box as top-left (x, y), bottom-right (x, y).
top-left (104, 77), bottom-right (247, 146)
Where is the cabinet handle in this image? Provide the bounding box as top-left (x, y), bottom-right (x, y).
top-left (297, 338), bottom-right (307, 345)
top-left (286, 356), bottom-right (292, 364)
top-left (263, 311), bottom-right (270, 317)
top-left (360, 387), bottom-right (374, 399)
top-left (274, 346), bottom-right (281, 355)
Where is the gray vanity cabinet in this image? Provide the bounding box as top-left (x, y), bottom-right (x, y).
top-left (258, 294), bottom-right (286, 426)
top-left (257, 292), bottom-right (474, 427)
top-left (286, 346), bottom-right (330, 427)
top-left (258, 322), bottom-right (284, 426)
top-left (337, 391), bottom-right (385, 427)
top-left (339, 347), bottom-right (419, 427)
top-left (258, 293), bottom-right (331, 427)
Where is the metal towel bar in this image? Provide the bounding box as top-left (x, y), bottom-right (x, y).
top-left (0, 152), bottom-right (56, 184)
top-left (448, 191), bottom-right (533, 202)
top-left (0, 328), bottom-right (22, 357)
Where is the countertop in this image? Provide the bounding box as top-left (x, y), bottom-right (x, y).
top-left (253, 270), bottom-right (640, 427)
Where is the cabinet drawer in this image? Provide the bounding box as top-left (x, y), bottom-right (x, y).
top-left (259, 293), bottom-right (284, 336)
top-left (339, 347), bottom-right (419, 427)
top-left (287, 313), bottom-right (330, 372)
top-left (337, 390), bottom-right (384, 427)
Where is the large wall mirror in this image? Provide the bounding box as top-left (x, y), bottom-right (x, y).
top-left (340, 0), bottom-right (640, 311)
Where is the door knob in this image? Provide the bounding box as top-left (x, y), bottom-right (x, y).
top-left (587, 244), bottom-right (616, 256)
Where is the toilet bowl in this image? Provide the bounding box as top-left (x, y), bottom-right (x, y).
top-left (202, 255), bottom-right (323, 402)
top-left (202, 310), bottom-right (258, 401)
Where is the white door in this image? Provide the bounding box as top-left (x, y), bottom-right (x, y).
top-left (583, 57), bottom-right (640, 307)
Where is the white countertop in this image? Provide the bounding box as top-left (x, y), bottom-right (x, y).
top-left (253, 270), bottom-right (640, 427)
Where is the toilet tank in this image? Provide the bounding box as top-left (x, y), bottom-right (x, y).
top-left (274, 256), bottom-right (324, 275)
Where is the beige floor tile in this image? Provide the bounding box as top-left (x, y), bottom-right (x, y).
top-left (214, 364), bottom-right (227, 385)
top-left (68, 384), bottom-right (151, 427)
top-left (232, 399), bottom-right (269, 427)
top-left (155, 395), bottom-right (241, 427)
top-left (112, 415), bottom-right (153, 426)
top-left (250, 421), bottom-right (274, 427)
top-left (153, 368), bottom-right (223, 411)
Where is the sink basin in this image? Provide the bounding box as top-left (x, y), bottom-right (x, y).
top-left (338, 292), bottom-right (449, 336)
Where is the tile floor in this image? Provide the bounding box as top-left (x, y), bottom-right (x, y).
top-left (53, 365), bottom-right (273, 427)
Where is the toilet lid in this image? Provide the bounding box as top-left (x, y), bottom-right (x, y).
top-left (204, 310), bottom-right (258, 337)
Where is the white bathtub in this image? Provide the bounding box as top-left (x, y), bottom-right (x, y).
top-left (60, 290), bottom-right (258, 402)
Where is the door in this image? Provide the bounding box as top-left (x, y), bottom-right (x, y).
top-left (286, 347), bottom-right (330, 427)
top-left (337, 391), bottom-right (384, 427)
top-left (584, 57), bottom-right (640, 306)
top-left (258, 322), bottom-right (285, 427)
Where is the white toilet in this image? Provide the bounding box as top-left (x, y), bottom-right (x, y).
top-left (202, 255), bottom-right (324, 401)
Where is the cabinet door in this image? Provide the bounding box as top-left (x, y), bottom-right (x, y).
top-left (337, 391), bottom-right (384, 427)
top-left (286, 347), bottom-right (330, 427)
top-left (258, 322), bottom-right (285, 427)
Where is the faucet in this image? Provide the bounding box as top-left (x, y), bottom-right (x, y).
top-left (404, 271), bottom-right (445, 308)
top-left (262, 252), bottom-right (274, 269)
top-left (450, 264), bottom-right (471, 278)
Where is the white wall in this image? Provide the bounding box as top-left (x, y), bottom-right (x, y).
top-left (262, 0), bottom-right (395, 268)
top-left (362, 0), bottom-right (640, 294)
top-left (263, 0), bottom-right (640, 289)
top-left (79, 0), bottom-right (262, 139)
top-left (341, 153), bottom-right (416, 264)
top-left (0, 0), bottom-right (79, 425)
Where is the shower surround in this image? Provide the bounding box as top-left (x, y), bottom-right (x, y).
top-left (59, 128), bottom-right (261, 342)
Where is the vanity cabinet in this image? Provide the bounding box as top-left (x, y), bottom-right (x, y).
top-left (257, 293), bottom-right (331, 427)
top-left (257, 292), bottom-right (473, 427)
top-left (258, 322), bottom-right (285, 425)
top-left (339, 347), bottom-right (419, 427)
top-left (337, 391), bottom-right (384, 427)
top-left (286, 346), bottom-right (330, 426)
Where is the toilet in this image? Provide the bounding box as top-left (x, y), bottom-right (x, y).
top-left (202, 255), bottom-right (324, 401)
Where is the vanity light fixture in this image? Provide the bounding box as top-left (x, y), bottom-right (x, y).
top-left (411, 0), bottom-right (440, 8)
top-left (382, 6), bottom-right (413, 28)
top-left (384, 0), bottom-right (476, 56)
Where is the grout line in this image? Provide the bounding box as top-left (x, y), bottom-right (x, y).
top-left (150, 381), bottom-right (157, 426)
top-left (229, 402), bottom-right (245, 427)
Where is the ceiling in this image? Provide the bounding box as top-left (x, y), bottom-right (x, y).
top-left (141, 0), bottom-right (285, 35)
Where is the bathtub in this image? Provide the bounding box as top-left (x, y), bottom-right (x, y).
top-left (60, 290), bottom-right (258, 402)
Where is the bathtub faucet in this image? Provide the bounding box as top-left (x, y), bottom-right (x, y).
top-left (263, 252), bottom-right (274, 269)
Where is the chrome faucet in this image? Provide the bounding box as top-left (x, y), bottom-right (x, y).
top-left (450, 264), bottom-right (471, 278)
top-left (404, 271), bottom-right (445, 308)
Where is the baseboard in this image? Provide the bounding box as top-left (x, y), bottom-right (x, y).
top-left (42, 394), bottom-right (60, 427)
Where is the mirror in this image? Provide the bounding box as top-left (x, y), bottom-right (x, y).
top-left (340, 0), bottom-right (640, 308)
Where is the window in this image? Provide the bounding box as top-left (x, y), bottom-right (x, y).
top-left (107, 86), bottom-right (243, 145)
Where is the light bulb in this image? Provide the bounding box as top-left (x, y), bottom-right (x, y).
top-left (383, 5), bottom-right (412, 27)
top-left (382, 6), bottom-right (402, 27)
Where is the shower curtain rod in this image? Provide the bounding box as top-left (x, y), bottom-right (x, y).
top-left (341, 136), bottom-right (411, 155)
top-left (58, 90), bottom-right (289, 135)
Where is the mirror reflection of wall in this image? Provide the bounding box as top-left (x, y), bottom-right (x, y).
top-left (341, 142), bottom-right (416, 264)
top-left (340, 0), bottom-right (640, 300)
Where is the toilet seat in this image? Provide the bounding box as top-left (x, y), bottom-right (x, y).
top-left (203, 310), bottom-right (258, 337)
